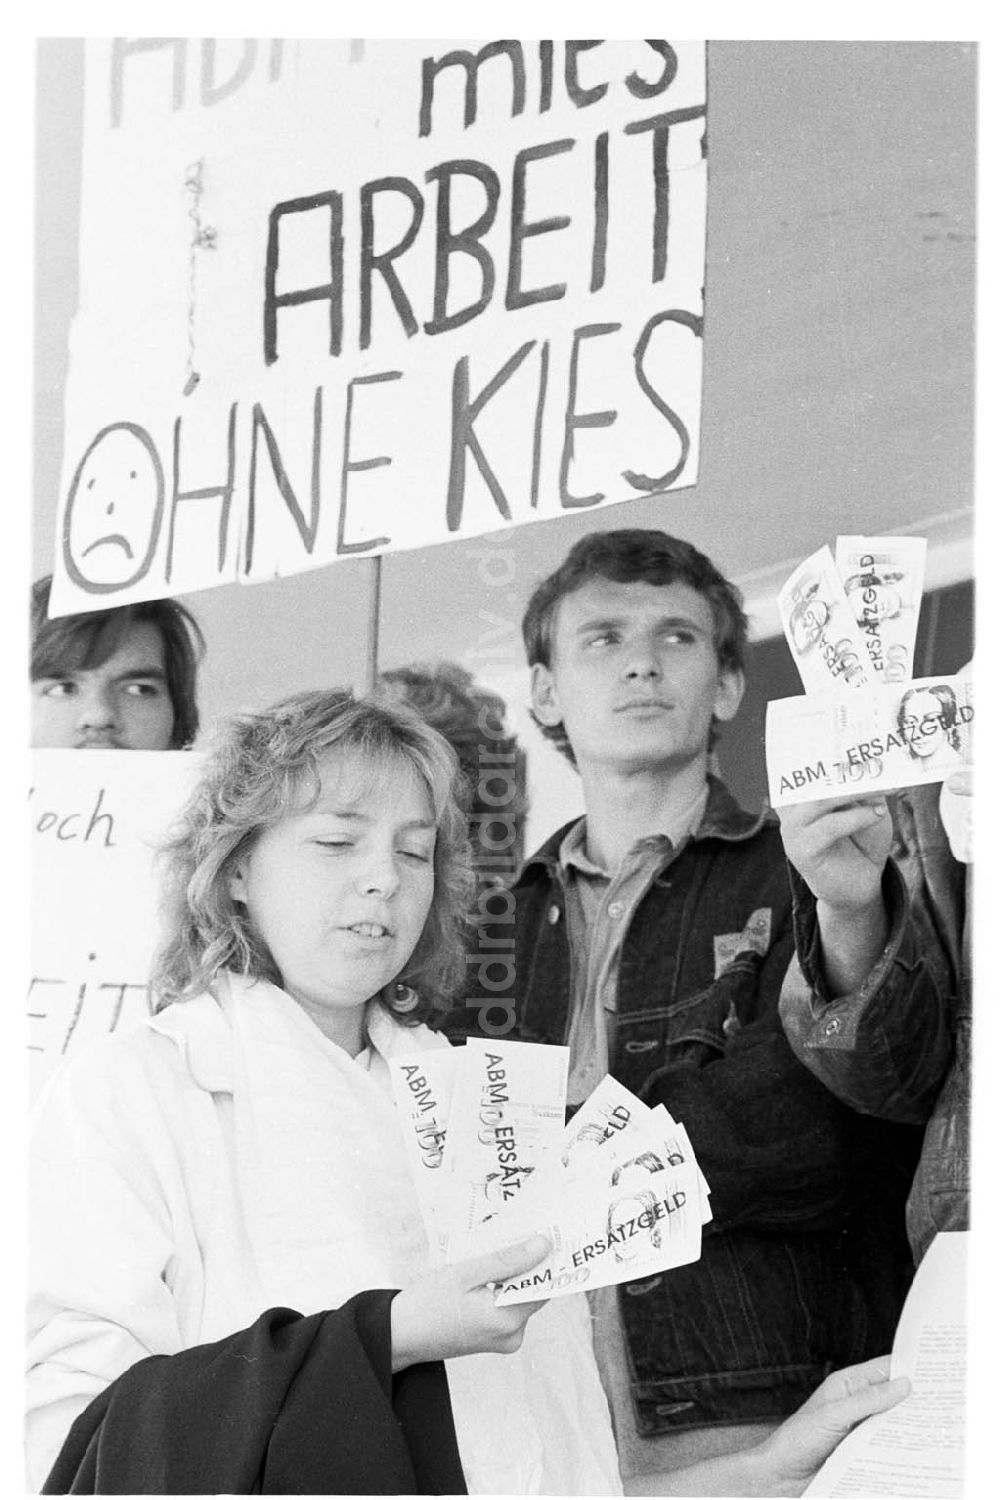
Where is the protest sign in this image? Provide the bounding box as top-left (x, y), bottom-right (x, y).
top-left (388, 1046), bottom-right (461, 1256)
top-left (51, 39), bottom-right (708, 616)
top-left (484, 1082), bottom-right (710, 1303)
top-left (777, 545), bottom-right (872, 694)
top-left (766, 674), bottom-right (973, 807)
top-left (768, 535), bottom-right (976, 805)
top-left (29, 750), bottom-right (203, 1096)
top-left (443, 1037), bottom-right (569, 1259)
top-left (492, 1113), bottom-right (705, 1303)
top-left (834, 535), bottom-right (926, 685)
top-left (389, 1043), bottom-right (709, 1301)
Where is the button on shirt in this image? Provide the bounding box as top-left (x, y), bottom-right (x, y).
top-left (559, 785), bottom-right (709, 1105)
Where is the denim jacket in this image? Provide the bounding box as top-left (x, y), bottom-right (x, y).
top-left (781, 784), bottom-right (967, 1264)
top-left (452, 779), bottom-right (920, 1434)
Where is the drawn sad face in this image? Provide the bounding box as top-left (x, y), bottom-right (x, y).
top-left (63, 424), bottom-right (164, 592)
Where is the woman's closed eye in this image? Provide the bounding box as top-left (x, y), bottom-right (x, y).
top-left (398, 845), bottom-right (433, 863)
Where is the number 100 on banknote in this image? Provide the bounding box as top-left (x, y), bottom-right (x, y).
top-left (766, 674), bottom-right (973, 806)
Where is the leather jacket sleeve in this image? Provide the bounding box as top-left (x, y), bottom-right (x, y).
top-left (779, 851), bottom-right (957, 1126)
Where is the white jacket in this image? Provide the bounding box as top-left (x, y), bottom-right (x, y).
top-left (27, 975), bottom-right (620, 1494)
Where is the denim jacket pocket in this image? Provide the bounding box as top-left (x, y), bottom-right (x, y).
top-left (617, 951), bottom-right (763, 1074)
top-left (619, 1222), bottom-right (874, 1434)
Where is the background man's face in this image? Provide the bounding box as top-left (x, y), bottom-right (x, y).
top-left (31, 621), bottom-right (176, 750)
top-left (530, 577), bottom-right (743, 776)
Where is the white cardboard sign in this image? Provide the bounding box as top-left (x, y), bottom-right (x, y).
top-left (29, 749), bottom-right (203, 1096)
top-left (51, 39), bottom-right (707, 615)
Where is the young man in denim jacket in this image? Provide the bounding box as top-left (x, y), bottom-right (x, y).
top-left (460, 529), bottom-right (942, 1487)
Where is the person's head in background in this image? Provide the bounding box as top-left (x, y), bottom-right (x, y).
top-left (30, 575), bottom-right (204, 750)
top-left (377, 662), bottom-right (528, 874)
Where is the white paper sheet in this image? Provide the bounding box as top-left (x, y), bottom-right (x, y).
top-left (805, 1231), bottom-right (966, 1498)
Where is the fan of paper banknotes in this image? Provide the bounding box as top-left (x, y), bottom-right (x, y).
top-left (390, 1039), bottom-right (711, 1304)
top-left (767, 536), bottom-right (973, 806)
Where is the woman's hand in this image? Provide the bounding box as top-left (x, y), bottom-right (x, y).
top-left (389, 1234), bottom-right (551, 1371)
top-left (749, 1356), bottom-right (911, 1496)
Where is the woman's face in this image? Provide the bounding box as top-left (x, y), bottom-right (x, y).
top-left (228, 750), bottom-right (436, 1050)
top-left (788, 586), bottom-right (828, 654)
top-left (847, 579), bottom-right (902, 624)
top-left (900, 690), bottom-right (950, 760)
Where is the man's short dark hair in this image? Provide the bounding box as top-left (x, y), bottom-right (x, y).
top-left (522, 529), bottom-right (748, 763)
top-left (30, 576), bottom-right (205, 749)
